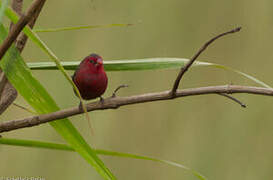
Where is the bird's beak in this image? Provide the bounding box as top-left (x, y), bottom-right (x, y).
top-left (97, 58), bottom-right (103, 65)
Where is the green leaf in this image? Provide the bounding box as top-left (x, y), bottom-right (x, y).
top-left (0, 138), bottom-right (207, 180)
top-left (33, 23), bottom-right (132, 33)
top-left (0, 23), bottom-right (115, 180)
top-left (27, 58), bottom-right (272, 88)
top-left (0, 137), bottom-right (74, 151)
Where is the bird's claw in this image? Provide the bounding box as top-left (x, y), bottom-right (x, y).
top-left (78, 102), bottom-right (84, 112)
top-left (99, 96), bottom-right (105, 103)
top-left (111, 84), bottom-right (129, 98)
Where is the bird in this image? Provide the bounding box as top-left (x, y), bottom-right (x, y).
top-left (72, 53), bottom-right (108, 100)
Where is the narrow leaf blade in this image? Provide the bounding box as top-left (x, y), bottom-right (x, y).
top-left (0, 138), bottom-right (207, 180)
top-left (27, 58), bottom-right (272, 88)
top-left (33, 23), bottom-right (132, 33)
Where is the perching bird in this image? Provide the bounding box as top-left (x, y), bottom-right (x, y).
top-left (72, 53), bottom-right (108, 100)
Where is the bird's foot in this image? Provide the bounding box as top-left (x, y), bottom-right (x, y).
top-left (99, 96), bottom-right (105, 103)
top-left (111, 84), bottom-right (129, 98)
top-left (78, 101), bottom-right (84, 112)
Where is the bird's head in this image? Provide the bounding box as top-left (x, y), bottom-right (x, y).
top-left (86, 53), bottom-right (103, 67)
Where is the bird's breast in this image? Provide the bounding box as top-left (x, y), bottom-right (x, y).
top-left (74, 69), bottom-right (108, 100)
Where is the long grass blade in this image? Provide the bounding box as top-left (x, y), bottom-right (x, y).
top-left (0, 137), bottom-right (207, 180)
top-left (27, 58), bottom-right (272, 88)
top-left (33, 23), bottom-right (132, 33)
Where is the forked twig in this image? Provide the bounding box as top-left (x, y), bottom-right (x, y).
top-left (170, 27), bottom-right (242, 97)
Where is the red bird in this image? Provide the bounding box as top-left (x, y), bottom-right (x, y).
top-left (72, 53), bottom-right (108, 100)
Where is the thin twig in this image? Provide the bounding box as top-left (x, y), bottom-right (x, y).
top-left (218, 93), bottom-right (246, 108)
top-left (112, 84), bottom-right (129, 97)
top-left (12, 102), bottom-right (37, 114)
top-left (170, 27), bottom-right (241, 97)
top-left (0, 85), bottom-right (272, 133)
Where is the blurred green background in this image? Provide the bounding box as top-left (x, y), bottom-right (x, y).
top-left (1, 0), bottom-right (273, 179)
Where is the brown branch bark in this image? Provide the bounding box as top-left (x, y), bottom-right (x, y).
top-left (0, 80), bottom-right (17, 113)
top-left (10, 0), bottom-right (23, 31)
top-left (11, 0), bottom-right (23, 15)
top-left (15, 0), bottom-right (45, 52)
top-left (170, 27), bottom-right (241, 97)
top-left (0, 0), bottom-right (46, 114)
top-left (0, 72), bottom-right (7, 97)
top-left (0, 85), bottom-right (272, 133)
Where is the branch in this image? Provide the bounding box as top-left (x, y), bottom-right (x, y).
top-left (0, 78), bottom-right (17, 114)
top-left (0, 71), bottom-right (7, 97)
top-left (10, 0), bottom-right (23, 31)
top-left (11, 0), bottom-right (23, 15)
top-left (15, 0), bottom-right (45, 52)
top-left (0, 85), bottom-right (272, 133)
top-left (170, 27), bottom-right (241, 96)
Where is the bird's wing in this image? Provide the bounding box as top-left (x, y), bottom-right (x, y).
top-left (71, 60), bottom-right (83, 81)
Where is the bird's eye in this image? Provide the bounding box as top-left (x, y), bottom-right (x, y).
top-left (90, 60), bottom-right (96, 64)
